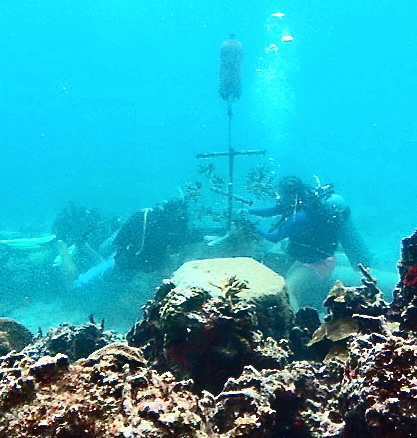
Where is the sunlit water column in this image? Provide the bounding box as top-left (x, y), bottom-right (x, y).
top-left (251, 11), bottom-right (298, 148)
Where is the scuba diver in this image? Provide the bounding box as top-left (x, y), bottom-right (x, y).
top-left (55, 198), bottom-right (190, 290)
top-left (249, 176), bottom-right (373, 311)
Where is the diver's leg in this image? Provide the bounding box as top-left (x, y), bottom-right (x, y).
top-left (286, 262), bottom-right (331, 312)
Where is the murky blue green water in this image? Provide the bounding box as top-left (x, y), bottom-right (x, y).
top-left (0, 0), bottom-right (414, 332)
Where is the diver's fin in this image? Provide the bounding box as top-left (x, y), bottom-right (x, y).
top-left (205, 232), bottom-right (230, 247)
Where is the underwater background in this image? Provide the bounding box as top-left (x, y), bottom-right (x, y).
top-left (0, 0), bottom-right (415, 333)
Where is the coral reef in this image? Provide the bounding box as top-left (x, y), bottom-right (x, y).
top-left (0, 347), bottom-right (210, 437)
top-left (127, 258), bottom-right (293, 394)
top-left (127, 280), bottom-right (290, 394)
top-left (22, 321), bottom-right (122, 362)
top-left (28, 353), bottom-right (69, 383)
top-left (2, 230), bottom-right (417, 437)
top-left (389, 228), bottom-right (417, 331)
top-left (169, 257), bottom-right (293, 339)
top-left (308, 265), bottom-right (389, 362)
top-left (0, 318), bottom-right (33, 355)
top-left (0, 345), bottom-right (344, 437)
top-left (340, 334), bottom-right (417, 438)
top-left (289, 307), bottom-right (322, 361)
top-left (212, 360), bottom-right (344, 437)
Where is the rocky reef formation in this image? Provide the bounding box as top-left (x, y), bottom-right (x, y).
top-left (127, 258), bottom-right (293, 394)
top-left (0, 318), bottom-right (33, 355)
top-left (211, 360), bottom-right (344, 437)
top-left (1, 231), bottom-right (417, 437)
top-left (307, 264), bottom-right (389, 362)
top-left (389, 228), bottom-right (417, 331)
top-left (340, 334), bottom-right (417, 438)
top-left (0, 345), bottom-right (212, 437)
top-left (22, 320), bottom-right (123, 362)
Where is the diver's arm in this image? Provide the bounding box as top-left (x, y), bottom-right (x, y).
top-left (256, 227), bottom-right (287, 243)
top-left (249, 204), bottom-right (283, 218)
top-left (257, 211), bottom-right (308, 243)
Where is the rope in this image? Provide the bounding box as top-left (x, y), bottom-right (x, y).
top-left (135, 208), bottom-right (150, 255)
top-left (227, 100), bottom-right (234, 232)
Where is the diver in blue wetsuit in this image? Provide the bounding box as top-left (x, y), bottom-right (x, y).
top-left (250, 176), bottom-right (372, 311)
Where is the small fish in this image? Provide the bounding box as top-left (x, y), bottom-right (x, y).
top-left (271, 12), bottom-right (285, 18)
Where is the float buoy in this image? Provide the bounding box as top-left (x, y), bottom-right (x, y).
top-left (219, 34), bottom-right (243, 102)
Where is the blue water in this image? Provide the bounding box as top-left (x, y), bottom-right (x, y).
top-left (0, 0), bottom-right (415, 331)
